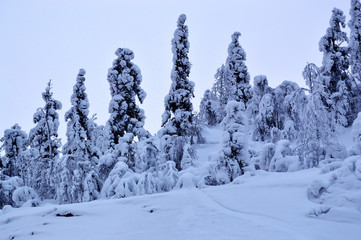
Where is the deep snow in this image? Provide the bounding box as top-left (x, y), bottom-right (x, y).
top-left (1, 127), bottom-right (360, 240)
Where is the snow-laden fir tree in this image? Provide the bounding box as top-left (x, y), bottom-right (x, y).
top-left (63, 69), bottom-right (99, 162)
top-left (225, 32), bottom-right (252, 107)
top-left (211, 64), bottom-right (232, 121)
top-left (54, 69), bottom-right (101, 204)
top-left (28, 80), bottom-right (62, 199)
top-left (349, 0), bottom-right (361, 79)
top-left (253, 94), bottom-right (276, 141)
top-left (247, 75), bottom-right (273, 125)
top-left (161, 14), bottom-right (195, 137)
top-left (348, 0), bottom-right (361, 121)
top-left (216, 101), bottom-right (249, 183)
top-left (160, 14), bottom-right (197, 171)
top-left (29, 80), bottom-right (62, 160)
top-left (272, 81), bottom-right (300, 131)
top-left (199, 89), bottom-right (218, 126)
top-left (299, 64), bottom-right (334, 168)
top-left (0, 124), bottom-right (27, 177)
top-left (106, 48), bottom-right (149, 148)
top-left (319, 8), bottom-right (352, 127)
top-left (282, 82), bottom-right (307, 141)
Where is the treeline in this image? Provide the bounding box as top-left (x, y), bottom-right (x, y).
top-left (1, 1), bottom-right (361, 208)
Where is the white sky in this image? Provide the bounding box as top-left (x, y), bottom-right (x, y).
top-left (0, 0), bottom-right (350, 141)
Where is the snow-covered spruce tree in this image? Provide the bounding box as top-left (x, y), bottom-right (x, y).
top-left (215, 101), bottom-right (248, 183)
top-left (298, 65), bottom-right (334, 168)
top-left (199, 89), bottom-right (218, 126)
top-left (282, 84), bottom-right (307, 141)
top-left (273, 80), bottom-right (300, 131)
top-left (160, 14), bottom-right (196, 171)
top-left (54, 69), bottom-right (101, 204)
top-left (28, 80), bottom-right (62, 200)
top-left (161, 14), bottom-right (194, 137)
top-left (319, 8), bottom-right (353, 127)
top-left (0, 124), bottom-right (27, 177)
top-left (253, 94), bottom-right (276, 142)
top-left (63, 69), bottom-right (99, 162)
top-left (225, 32), bottom-right (252, 107)
top-left (106, 48), bottom-right (149, 148)
top-left (211, 64), bottom-right (232, 121)
top-left (349, 0), bottom-right (361, 79)
top-left (247, 75), bottom-right (273, 125)
top-left (348, 0), bottom-right (361, 121)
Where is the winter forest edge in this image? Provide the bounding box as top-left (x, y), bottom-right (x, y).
top-left (1, 1), bottom-right (361, 220)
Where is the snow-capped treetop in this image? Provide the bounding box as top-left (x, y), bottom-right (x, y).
top-left (161, 14), bottom-right (194, 137)
top-left (29, 80), bottom-right (62, 160)
top-left (177, 14), bottom-right (187, 27)
top-left (302, 63), bottom-right (320, 93)
top-left (106, 48), bottom-right (149, 147)
top-left (349, 0), bottom-right (361, 77)
top-left (225, 32), bottom-right (252, 106)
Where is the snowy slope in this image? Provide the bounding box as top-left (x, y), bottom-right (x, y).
top-left (1, 127), bottom-right (360, 240)
top-left (1, 168), bottom-right (360, 240)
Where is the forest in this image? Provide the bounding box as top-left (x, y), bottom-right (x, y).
top-left (1, 1), bottom-right (361, 213)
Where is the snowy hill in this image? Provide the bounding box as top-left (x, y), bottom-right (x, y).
top-left (1, 127), bottom-right (360, 240)
top-left (1, 168), bottom-right (360, 240)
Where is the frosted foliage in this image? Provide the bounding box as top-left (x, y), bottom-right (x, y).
top-left (28, 91), bottom-right (62, 203)
top-left (97, 134), bottom-right (136, 181)
top-left (158, 161), bottom-right (179, 191)
top-left (349, 0), bottom-right (361, 78)
top-left (91, 125), bottom-right (108, 156)
top-left (106, 48), bottom-right (149, 147)
top-left (211, 65), bottom-right (232, 121)
top-left (216, 101), bottom-right (248, 183)
top-left (319, 8), bottom-right (353, 127)
top-left (54, 155), bottom-right (98, 204)
top-left (29, 80), bottom-right (62, 160)
top-left (160, 135), bottom-right (187, 170)
top-left (162, 14), bottom-right (194, 137)
top-left (302, 63), bottom-right (319, 93)
top-left (0, 176), bottom-right (23, 208)
top-left (0, 124), bottom-right (27, 177)
top-left (269, 140), bottom-right (299, 172)
top-left (247, 75), bottom-right (272, 123)
top-left (199, 89), bottom-right (219, 126)
top-left (253, 94), bottom-right (275, 141)
top-left (281, 120), bottom-right (297, 141)
top-left (259, 143), bottom-right (276, 171)
top-left (63, 69), bottom-right (99, 161)
top-left (352, 112), bottom-right (361, 152)
top-left (82, 170), bottom-right (102, 202)
top-left (101, 162), bottom-right (158, 198)
top-left (308, 156), bottom-right (361, 211)
top-left (225, 32), bottom-right (252, 106)
top-left (180, 144), bottom-right (196, 170)
top-left (27, 157), bottom-right (56, 200)
top-left (19, 148), bottom-right (39, 186)
top-left (135, 137), bottom-right (161, 173)
top-left (12, 186), bottom-right (39, 207)
top-left (273, 81), bottom-right (300, 130)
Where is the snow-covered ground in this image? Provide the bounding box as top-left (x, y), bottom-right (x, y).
top-left (1, 127), bottom-right (360, 240)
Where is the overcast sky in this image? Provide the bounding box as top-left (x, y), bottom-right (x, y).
top-left (0, 0), bottom-right (350, 141)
